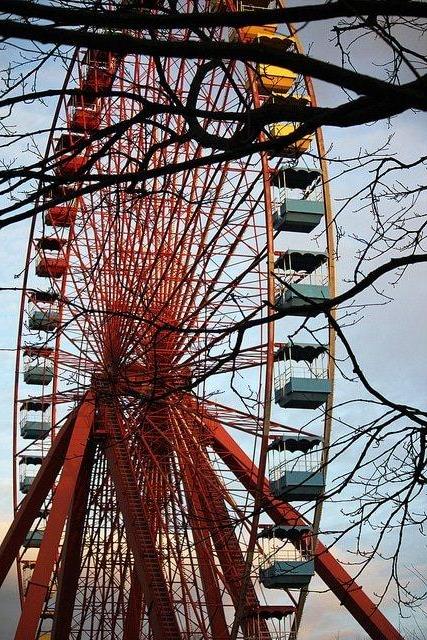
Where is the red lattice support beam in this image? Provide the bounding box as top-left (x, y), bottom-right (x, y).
top-left (123, 567), bottom-right (142, 640)
top-left (51, 441), bottom-right (96, 640)
top-left (208, 414), bottom-right (403, 640)
top-left (178, 440), bottom-right (270, 638)
top-left (14, 394), bottom-right (95, 640)
top-left (101, 401), bottom-right (181, 640)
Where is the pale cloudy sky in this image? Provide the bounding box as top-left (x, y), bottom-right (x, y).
top-left (0, 6), bottom-right (426, 640)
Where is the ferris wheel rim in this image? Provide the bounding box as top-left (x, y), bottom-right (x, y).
top-left (11, 2), bottom-right (336, 636)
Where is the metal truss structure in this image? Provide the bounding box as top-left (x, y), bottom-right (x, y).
top-left (0, 0), bottom-right (403, 638)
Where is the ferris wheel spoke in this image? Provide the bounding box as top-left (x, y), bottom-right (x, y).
top-left (130, 160), bottom-right (223, 325)
top-left (175, 175), bottom-right (264, 316)
top-left (201, 398), bottom-right (313, 437)
top-left (158, 165), bottom-right (255, 321)
top-left (63, 267), bottom-right (108, 364)
top-left (175, 249), bottom-right (268, 361)
top-left (192, 343), bottom-right (268, 378)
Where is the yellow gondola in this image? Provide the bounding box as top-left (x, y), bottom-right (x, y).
top-left (257, 64), bottom-right (297, 93)
top-left (269, 123), bottom-right (313, 158)
top-left (230, 24), bottom-right (277, 42)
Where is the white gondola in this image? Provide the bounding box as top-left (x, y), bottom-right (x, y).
top-left (274, 343), bottom-right (331, 409)
top-left (28, 291), bottom-right (60, 332)
top-left (23, 346), bottom-right (54, 386)
top-left (274, 250), bottom-right (330, 315)
top-left (20, 399), bottom-right (51, 440)
top-left (258, 525), bottom-right (315, 589)
top-left (19, 455), bottom-right (42, 494)
top-left (271, 164), bottom-right (325, 233)
top-left (269, 435), bottom-right (325, 500)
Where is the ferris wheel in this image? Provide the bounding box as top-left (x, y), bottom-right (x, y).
top-left (0, 0), bottom-right (403, 639)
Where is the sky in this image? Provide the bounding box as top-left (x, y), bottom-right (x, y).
top-left (0, 3), bottom-right (426, 639)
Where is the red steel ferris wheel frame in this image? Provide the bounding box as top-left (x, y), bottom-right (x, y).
top-left (4, 2), bottom-right (402, 640)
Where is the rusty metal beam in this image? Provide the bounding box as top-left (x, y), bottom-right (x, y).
top-left (123, 566), bottom-right (142, 640)
top-left (51, 441), bottom-right (96, 640)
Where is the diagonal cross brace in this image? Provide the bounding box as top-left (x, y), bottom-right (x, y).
top-left (51, 440), bottom-right (96, 640)
top-left (207, 413), bottom-right (404, 640)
